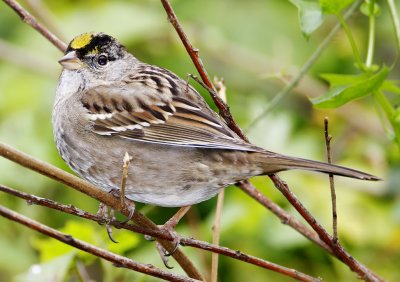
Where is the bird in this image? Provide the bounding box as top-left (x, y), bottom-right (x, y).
top-left (52, 32), bottom-right (379, 208)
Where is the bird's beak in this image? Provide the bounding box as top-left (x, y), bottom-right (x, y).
top-left (58, 51), bottom-right (82, 70)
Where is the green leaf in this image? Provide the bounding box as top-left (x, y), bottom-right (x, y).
top-left (312, 66), bottom-right (390, 108)
top-left (107, 230), bottom-right (140, 254)
top-left (289, 0), bottom-right (324, 38)
top-left (319, 73), bottom-right (369, 86)
top-left (319, 0), bottom-right (355, 14)
top-left (382, 80), bottom-right (400, 95)
top-left (32, 221), bottom-right (97, 262)
top-left (32, 220), bottom-right (140, 263)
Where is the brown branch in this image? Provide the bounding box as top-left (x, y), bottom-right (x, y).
top-left (120, 152), bottom-right (132, 207)
top-left (159, 1), bottom-right (383, 281)
top-left (211, 189), bottom-right (224, 282)
top-left (182, 242), bottom-right (320, 282)
top-left (2, 0), bottom-right (66, 52)
top-left (160, 0), bottom-right (247, 141)
top-left (24, 0), bottom-right (65, 42)
top-left (160, 0), bottom-right (212, 90)
top-left (237, 180), bottom-right (332, 253)
top-left (324, 117), bottom-right (338, 241)
top-left (1, 1), bottom-right (204, 278)
top-left (0, 184), bottom-right (320, 282)
top-left (211, 77), bottom-right (227, 282)
top-left (0, 205), bottom-right (199, 282)
top-left (269, 175), bottom-right (383, 282)
top-left (0, 142), bottom-right (204, 281)
top-left (2, 0), bottom-right (384, 281)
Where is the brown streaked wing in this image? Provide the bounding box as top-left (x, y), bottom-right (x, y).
top-left (82, 83), bottom-right (261, 152)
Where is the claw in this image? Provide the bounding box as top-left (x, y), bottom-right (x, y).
top-left (147, 207), bottom-right (190, 266)
top-left (164, 236), bottom-right (180, 257)
top-left (106, 222), bottom-right (118, 243)
top-left (156, 242), bottom-right (174, 269)
top-left (96, 201), bottom-right (118, 243)
top-left (156, 223), bottom-right (182, 265)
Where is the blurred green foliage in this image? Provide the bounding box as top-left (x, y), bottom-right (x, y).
top-left (0, 0), bottom-right (399, 281)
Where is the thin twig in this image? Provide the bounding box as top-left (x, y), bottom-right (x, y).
top-left (160, 0), bottom-right (247, 141)
top-left (269, 175), bottom-right (383, 282)
top-left (324, 117), bottom-right (338, 241)
top-left (0, 184), bottom-right (319, 281)
top-left (1, 1), bottom-right (204, 277)
top-left (75, 259), bottom-right (95, 282)
top-left (0, 142), bottom-right (204, 281)
top-left (24, 0), bottom-right (65, 42)
top-left (211, 77), bottom-right (227, 282)
top-left (0, 205), bottom-right (199, 282)
top-left (0, 184), bottom-right (169, 240)
top-left (246, 0), bottom-right (363, 131)
top-left (164, 206), bottom-right (192, 229)
top-left (2, 0), bottom-right (67, 52)
top-left (160, 0), bottom-right (212, 90)
top-left (120, 152), bottom-right (132, 208)
top-left (183, 244), bottom-right (321, 282)
top-left (2, 0), bottom-right (384, 280)
top-left (211, 189), bottom-right (224, 282)
top-left (237, 180), bottom-right (332, 253)
top-left (158, 1), bottom-right (383, 281)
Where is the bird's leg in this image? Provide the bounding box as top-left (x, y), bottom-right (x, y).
top-left (95, 153), bottom-right (135, 243)
top-left (144, 206), bottom-right (191, 268)
top-left (158, 206), bottom-right (192, 259)
top-left (163, 206), bottom-right (192, 231)
top-left (96, 200), bottom-right (118, 243)
top-left (119, 152), bottom-right (135, 223)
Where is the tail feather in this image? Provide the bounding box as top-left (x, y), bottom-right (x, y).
top-left (255, 152), bottom-right (380, 181)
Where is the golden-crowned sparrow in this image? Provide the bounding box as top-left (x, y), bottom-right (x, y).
top-left (53, 32), bottom-right (379, 207)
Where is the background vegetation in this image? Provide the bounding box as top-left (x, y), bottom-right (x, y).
top-left (0, 0), bottom-right (399, 281)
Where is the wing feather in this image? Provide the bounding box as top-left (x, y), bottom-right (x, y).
top-left (81, 67), bottom-right (262, 152)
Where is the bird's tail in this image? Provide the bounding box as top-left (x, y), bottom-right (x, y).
top-left (254, 152), bottom-right (380, 181)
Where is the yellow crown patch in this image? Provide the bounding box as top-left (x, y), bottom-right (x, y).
top-left (70, 33), bottom-right (93, 49)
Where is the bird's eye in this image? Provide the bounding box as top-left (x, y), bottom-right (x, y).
top-left (97, 55), bottom-right (108, 66)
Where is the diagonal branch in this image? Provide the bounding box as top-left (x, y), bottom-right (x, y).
top-left (269, 174), bottom-right (383, 282)
top-left (2, 0), bottom-right (66, 52)
top-left (0, 142), bottom-right (204, 281)
top-left (0, 205), bottom-right (199, 282)
top-left (159, 1), bottom-right (383, 281)
top-left (160, 0), bottom-right (248, 141)
top-left (237, 180), bottom-right (332, 252)
top-left (0, 184), bottom-right (320, 282)
top-left (2, 0), bottom-right (384, 281)
top-left (161, 1), bottom-right (332, 255)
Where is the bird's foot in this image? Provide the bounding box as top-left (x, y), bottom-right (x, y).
top-left (155, 224), bottom-right (181, 269)
top-left (96, 202), bottom-right (118, 243)
top-left (145, 207), bottom-right (191, 268)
